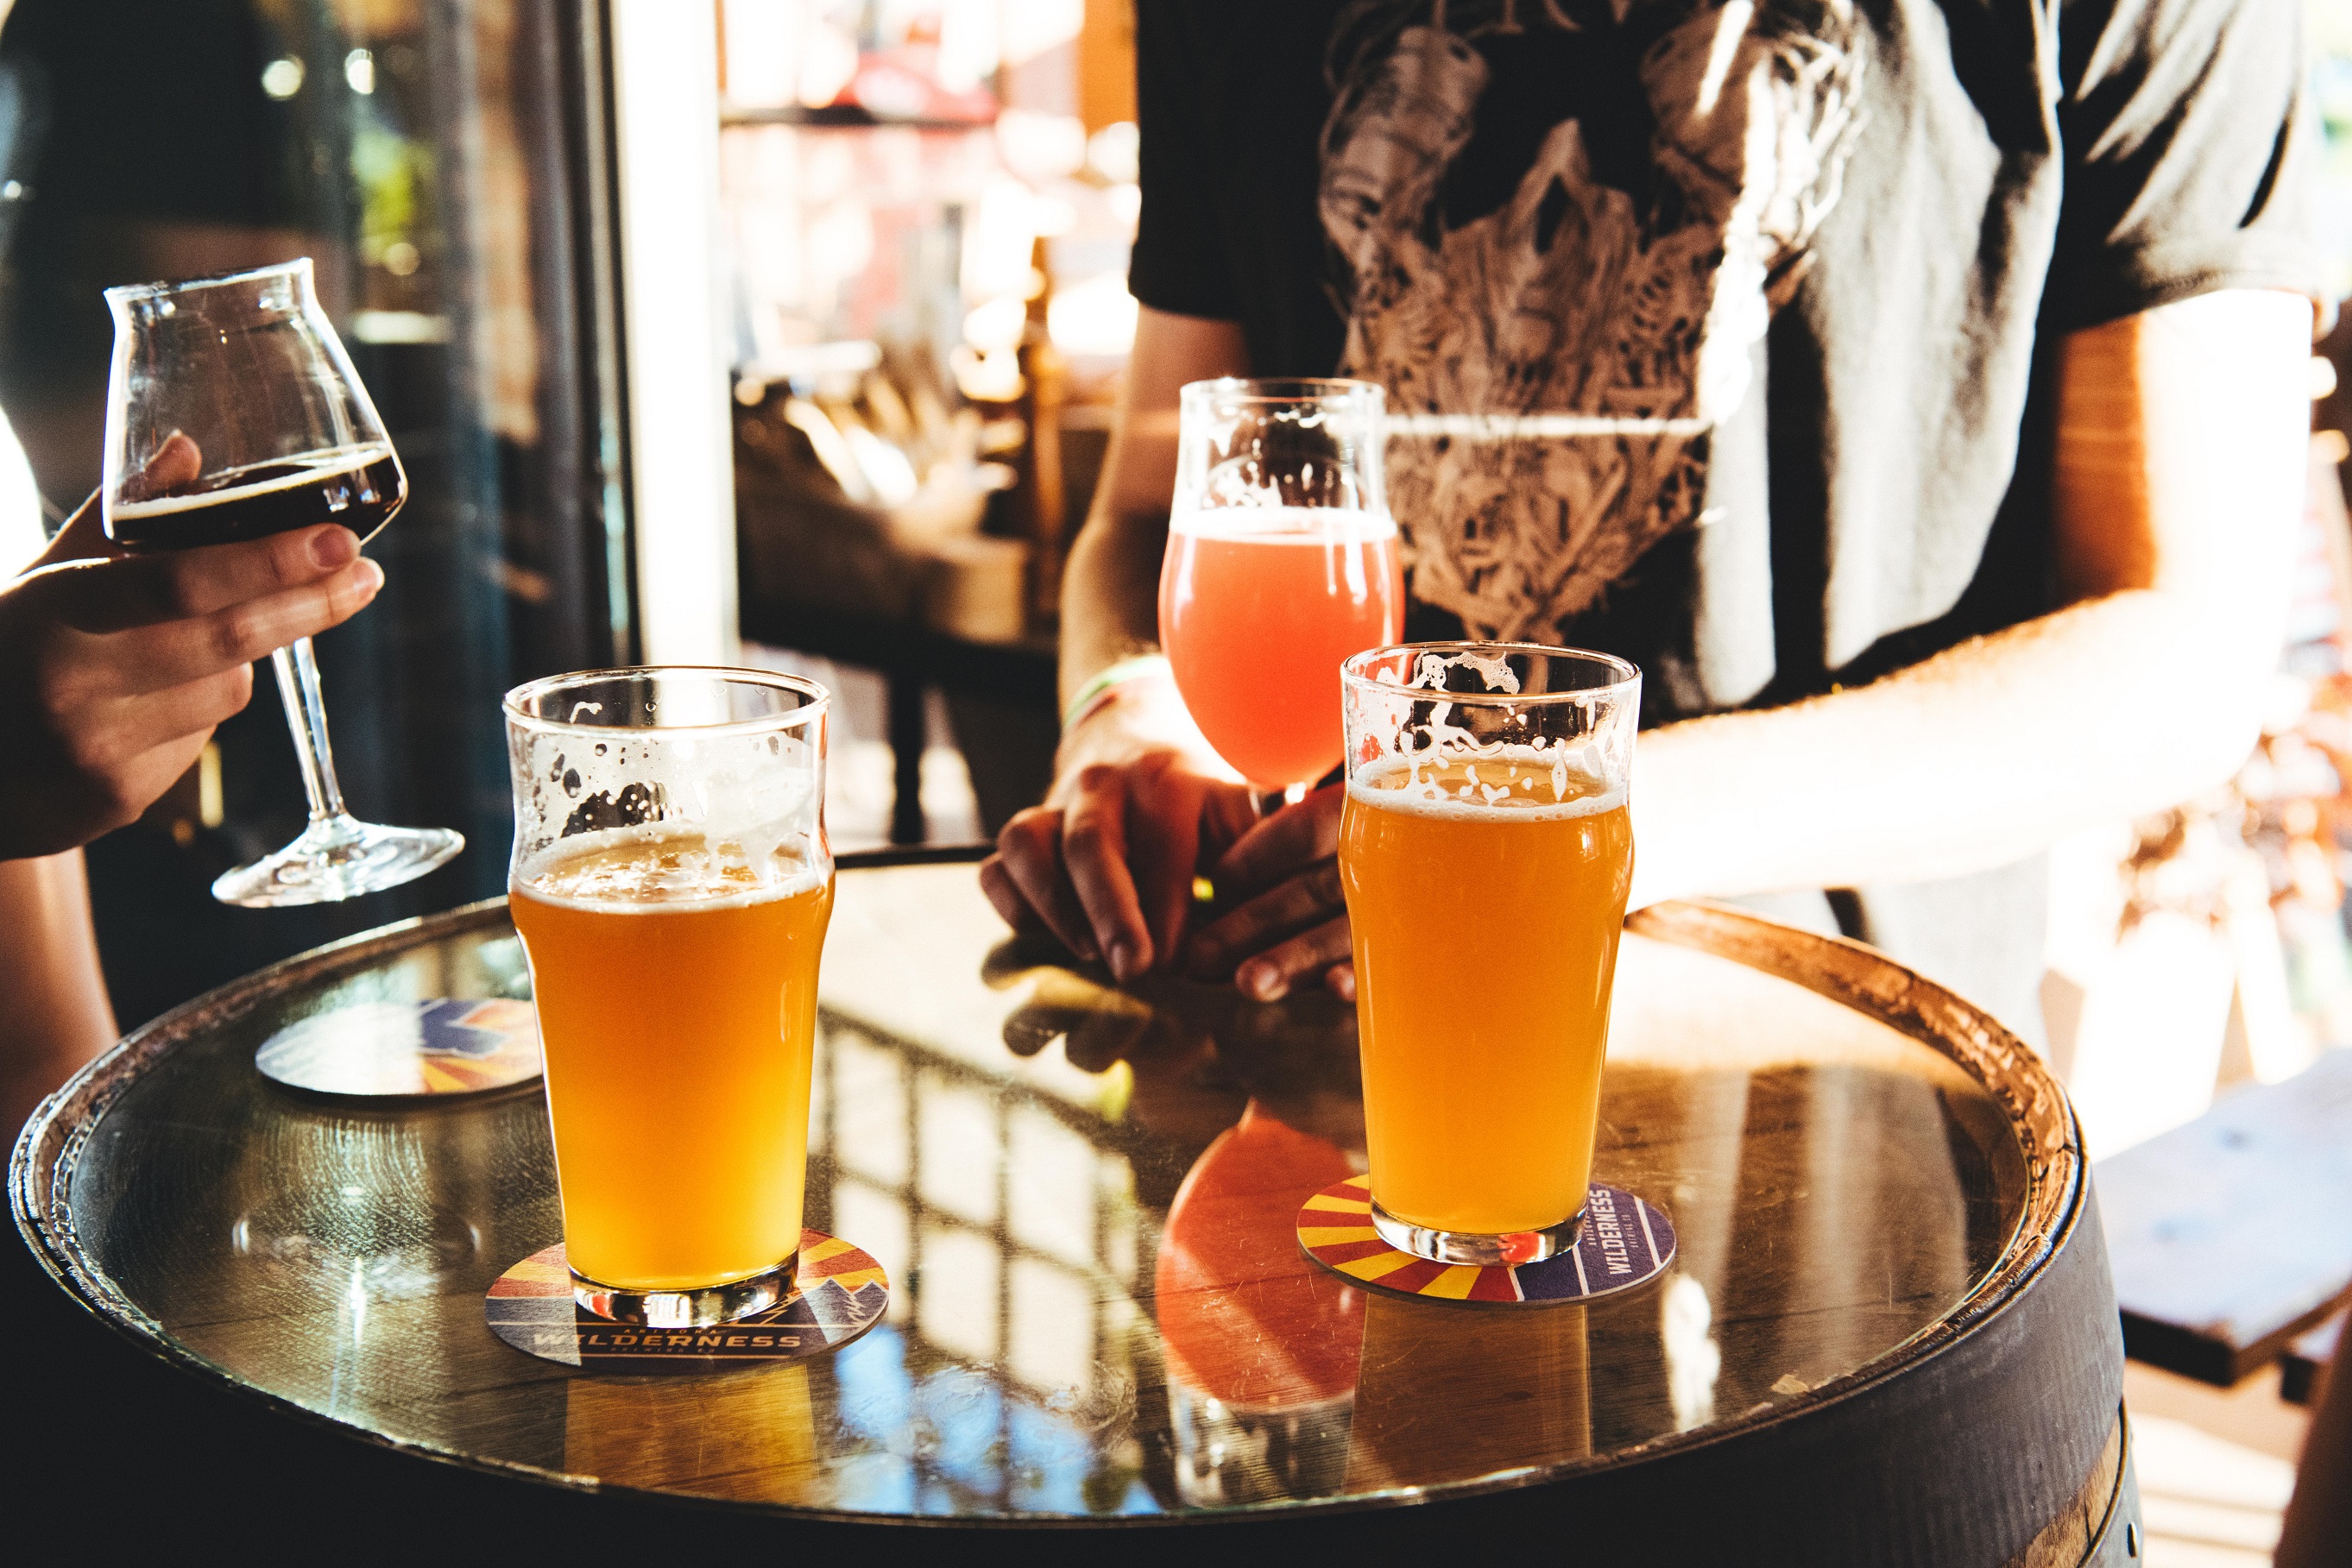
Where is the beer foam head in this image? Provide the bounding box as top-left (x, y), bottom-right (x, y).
top-left (511, 732), bottom-right (822, 895)
top-left (517, 823), bottom-right (824, 908)
top-left (506, 671), bottom-right (829, 898)
top-left (1340, 642), bottom-right (1641, 809)
top-left (1347, 746), bottom-right (1624, 820)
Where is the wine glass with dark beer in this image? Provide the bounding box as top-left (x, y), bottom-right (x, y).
top-left (101, 258), bottom-right (462, 905)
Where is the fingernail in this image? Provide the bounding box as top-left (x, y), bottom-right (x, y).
top-left (1108, 940), bottom-right (1139, 979)
top-left (311, 527), bottom-right (358, 569)
top-left (356, 558), bottom-right (386, 594)
top-left (1240, 963), bottom-right (1282, 1002)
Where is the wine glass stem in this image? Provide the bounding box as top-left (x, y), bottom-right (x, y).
top-left (270, 638), bottom-right (350, 823)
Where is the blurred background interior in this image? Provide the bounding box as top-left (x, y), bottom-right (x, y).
top-left (3, 4), bottom-right (2352, 1556)
top-left (0, 0), bottom-right (1141, 1023)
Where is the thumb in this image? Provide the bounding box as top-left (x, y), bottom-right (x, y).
top-left (121, 431), bottom-right (204, 502)
top-left (35, 432), bottom-right (208, 570)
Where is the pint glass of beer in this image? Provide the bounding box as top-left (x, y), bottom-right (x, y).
top-left (1338, 644), bottom-right (1639, 1267)
top-left (504, 668), bottom-right (832, 1326)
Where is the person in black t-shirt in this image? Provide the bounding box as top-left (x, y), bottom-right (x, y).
top-left (981, 0), bottom-right (2325, 1039)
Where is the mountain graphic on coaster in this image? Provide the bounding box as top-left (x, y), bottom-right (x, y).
top-left (1297, 1176), bottom-right (1675, 1305)
top-left (485, 1231), bottom-right (889, 1371)
top-left (255, 998), bottom-right (543, 1097)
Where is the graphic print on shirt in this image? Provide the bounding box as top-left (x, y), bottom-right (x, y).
top-left (1318, 0), bottom-right (1865, 640)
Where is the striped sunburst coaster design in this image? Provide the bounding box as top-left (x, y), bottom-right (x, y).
top-left (256, 998), bottom-right (543, 1098)
top-left (486, 1231), bottom-right (888, 1370)
top-left (1297, 1176), bottom-right (1676, 1305)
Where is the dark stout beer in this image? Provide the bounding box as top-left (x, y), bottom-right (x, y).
top-left (106, 445), bottom-right (404, 553)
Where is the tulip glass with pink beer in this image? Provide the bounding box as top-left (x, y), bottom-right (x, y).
top-left (1158, 378), bottom-right (1403, 796)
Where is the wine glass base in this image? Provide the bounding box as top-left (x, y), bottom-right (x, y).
top-left (211, 815), bottom-right (464, 908)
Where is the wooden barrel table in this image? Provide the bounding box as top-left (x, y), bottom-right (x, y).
top-left (11, 859), bottom-right (2135, 1563)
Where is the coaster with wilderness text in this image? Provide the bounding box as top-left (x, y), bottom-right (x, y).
top-left (1297, 1176), bottom-right (1675, 1306)
top-left (485, 1231), bottom-right (889, 1371)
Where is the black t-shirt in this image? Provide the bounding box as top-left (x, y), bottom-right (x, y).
top-left (1128, 0), bottom-right (2326, 727)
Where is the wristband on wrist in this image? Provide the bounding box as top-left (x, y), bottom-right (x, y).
top-left (1061, 653), bottom-right (1173, 732)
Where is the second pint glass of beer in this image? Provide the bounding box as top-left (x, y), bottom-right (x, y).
top-left (1338, 645), bottom-right (1639, 1268)
top-left (504, 668), bottom-right (833, 1326)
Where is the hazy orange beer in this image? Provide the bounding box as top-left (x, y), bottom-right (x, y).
top-left (1338, 645), bottom-right (1640, 1266)
top-left (504, 668), bottom-right (832, 1325)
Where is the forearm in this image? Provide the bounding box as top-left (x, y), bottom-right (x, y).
top-left (1635, 290), bottom-right (2310, 910)
top-left (1057, 500), bottom-right (1168, 704)
top-left (0, 851), bottom-right (117, 1136)
top-left (1631, 588), bottom-right (2274, 906)
top-left (1058, 305), bottom-right (1248, 706)
top-left (1054, 507), bottom-right (1233, 785)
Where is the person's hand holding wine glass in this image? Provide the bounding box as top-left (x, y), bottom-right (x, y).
top-left (983, 377), bottom-right (1400, 1000)
top-left (85, 258), bottom-right (459, 903)
top-left (0, 422), bottom-right (385, 861)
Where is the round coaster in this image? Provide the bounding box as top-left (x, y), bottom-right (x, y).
top-left (256, 998), bottom-right (543, 1097)
top-left (1297, 1176), bottom-right (1675, 1305)
top-left (485, 1231), bottom-right (889, 1371)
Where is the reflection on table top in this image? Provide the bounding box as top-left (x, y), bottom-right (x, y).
top-left (29, 864), bottom-right (2041, 1522)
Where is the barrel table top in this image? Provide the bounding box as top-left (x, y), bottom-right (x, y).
top-left (12, 860), bottom-right (2130, 1561)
